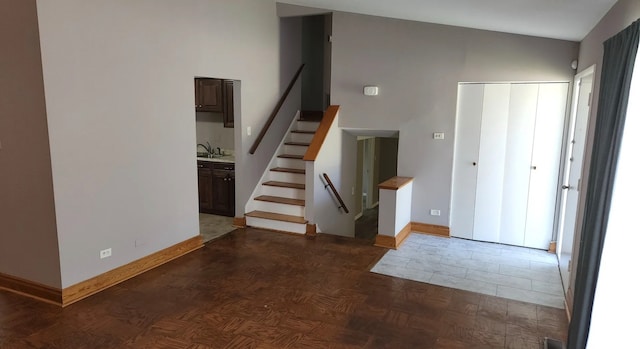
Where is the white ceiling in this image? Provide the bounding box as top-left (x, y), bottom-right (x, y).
top-left (278, 0), bottom-right (618, 41)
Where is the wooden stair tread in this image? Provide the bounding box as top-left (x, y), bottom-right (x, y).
top-left (255, 195), bottom-right (305, 206)
top-left (278, 154), bottom-right (303, 160)
top-left (284, 141), bottom-right (311, 146)
top-left (270, 167), bottom-right (305, 174)
top-left (263, 181), bottom-right (305, 189)
top-left (246, 210), bottom-right (307, 224)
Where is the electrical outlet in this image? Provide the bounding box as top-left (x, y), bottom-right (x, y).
top-left (430, 209), bottom-right (441, 216)
top-left (100, 248), bottom-right (112, 259)
top-left (433, 132), bottom-right (445, 140)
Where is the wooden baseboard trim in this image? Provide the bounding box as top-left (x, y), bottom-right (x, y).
top-left (374, 222), bottom-right (411, 249)
top-left (0, 272), bottom-right (62, 306)
top-left (233, 216), bottom-right (246, 227)
top-left (61, 236), bottom-right (203, 306)
top-left (548, 241), bottom-right (557, 254)
top-left (305, 223), bottom-right (317, 238)
top-left (565, 287), bottom-right (573, 321)
top-left (411, 222), bottom-right (450, 237)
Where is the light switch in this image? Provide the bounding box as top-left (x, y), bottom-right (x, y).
top-left (247, 126), bottom-right (251, 136)
top-left (433, 132), bottom-right (445, 140)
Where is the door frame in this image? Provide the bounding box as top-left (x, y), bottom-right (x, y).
top-left (555, 65), bottom-right (595, 290)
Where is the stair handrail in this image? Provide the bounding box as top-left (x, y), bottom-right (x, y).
top-left (303, 105), bottom-right (339, 161)
top-left (249, 64), bottom-right (305, 155)
top-left (322, 173), bottom-right (349, 214)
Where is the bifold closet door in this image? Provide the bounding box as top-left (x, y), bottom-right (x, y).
top-left (498, 84), bottom-right (539, 246)
top-left (524, 83), bottom-right (568, 249)
top-left (472, 84), bottom-right (511, 243)
top-left (450, 84), bottom-right (483, 240)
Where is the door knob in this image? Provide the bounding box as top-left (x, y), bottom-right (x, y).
top-left (472, 162), bottom-right (477, 166)
top-left (562, 185), bottom-right (570, 189)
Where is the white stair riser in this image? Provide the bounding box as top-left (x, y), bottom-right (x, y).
top-left (276, 157), bottom-right (305, 170)
top-left (246, 216), bottom-right (306, 234)
top-left (296, 121), bottom-right (320, 132)
top-left (290, 132), bottom-right (315, 143)
top-left (269, 171), bottom-right (305, 184)
top-left (284, 144), bottom-right (309, 156)
top-left (261, 185), bottom-right (305, 200)
top-left (254, 200), bottom-right (305, 216)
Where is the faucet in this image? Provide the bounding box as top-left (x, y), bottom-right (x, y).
top-left (197, 142), bottom-right (214, 157)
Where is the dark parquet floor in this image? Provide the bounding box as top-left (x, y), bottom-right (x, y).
top-left (0, 228), bottom-right (568, 348)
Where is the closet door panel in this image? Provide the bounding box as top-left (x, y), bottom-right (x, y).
top-left (499, 84), bottom-right (538, 246)
top-left (473, 84), bottom-right (510, 243)
top-left (524, 83), bottom-right (568, 249)
top-left (450, 84), bottom-right (484, 239)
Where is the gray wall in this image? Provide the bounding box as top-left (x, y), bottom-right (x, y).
top-left (0, 0), bottom-right (61, 288)
top-left (35, 0), bottom-right (282, 287)
top-left (331, 11), bottom-right (579, 226)
top-left (570, 0), bottom-right (640, 315)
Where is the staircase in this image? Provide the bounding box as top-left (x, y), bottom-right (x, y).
top-left (245, 117), bottom-right (320, 234)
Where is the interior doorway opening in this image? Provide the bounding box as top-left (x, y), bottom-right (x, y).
top-left (349, 132), bottom-right (399, 241)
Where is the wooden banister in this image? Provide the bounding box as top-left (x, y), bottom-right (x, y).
top-left (303, 105), bottom-right (339, 161)
top-left (322, 173), bottom-right (349, 214)
top-left (249, 64), bottom-right (305, 155)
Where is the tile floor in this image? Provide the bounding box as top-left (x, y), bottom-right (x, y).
top-left (371, 233), bottom-right (566, 309)
top-left (199, 213), bottom-right (236, 243)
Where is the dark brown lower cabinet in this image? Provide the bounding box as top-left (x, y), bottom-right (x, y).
top-left (198, 165), bottom-right (213, 211)
top-left (198, 161), bottom-right (235, 216)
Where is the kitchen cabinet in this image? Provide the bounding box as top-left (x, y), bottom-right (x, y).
top-left (197, 164), bottom-right (214, 211)
top-left (197, 161), bottom-right (235, 216)
top-left (450, 82), bottom-right (568, 249)
top-left (195, 78), bottom-right (223, 112)
top-left (222, 79), bottom-right (234, 128)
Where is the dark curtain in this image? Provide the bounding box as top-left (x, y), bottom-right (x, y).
top-left (568, 19), bottom-right (640, 349)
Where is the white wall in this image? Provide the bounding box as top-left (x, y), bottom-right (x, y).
top-left (331, 11), bottom-right (578, 226)
top-left (310, 112), bottom-right (357, 237)
top-left (587, 46), bottom-right (640, 349)
top-left (36, 0), bottom-right (281, 287)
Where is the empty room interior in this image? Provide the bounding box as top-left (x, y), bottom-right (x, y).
top-left (1, 0), bottom-right (639, 348)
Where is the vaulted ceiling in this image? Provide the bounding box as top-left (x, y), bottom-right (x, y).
top-left (278, 0), bottom-right (618, 41)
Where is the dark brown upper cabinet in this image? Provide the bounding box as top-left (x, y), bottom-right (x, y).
top-left (223, 79), bottom-right (234, 128)
top-left (195, 78), bottom-right (223, 112)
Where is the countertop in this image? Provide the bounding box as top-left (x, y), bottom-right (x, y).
top-left (197, 155), bottom-right (235, 164)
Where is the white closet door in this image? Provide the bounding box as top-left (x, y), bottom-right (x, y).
top-left (499, 84), bottom-right (538, 246)
top-left (473, 84), bottom-right (510, 243)
top-left (450, 84), bottom-right (484, 239)
top-left (524, 83), bottom-right (569, 249)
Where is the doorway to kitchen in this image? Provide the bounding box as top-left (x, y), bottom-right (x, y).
top-left (194, 76), bottom-right (238, 243)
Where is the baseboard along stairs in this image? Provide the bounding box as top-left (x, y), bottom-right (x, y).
top-left (245, 114), bottom-right (321, 234)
